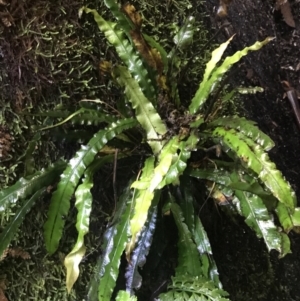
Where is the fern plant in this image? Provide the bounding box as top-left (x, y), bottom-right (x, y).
top-left (0, 0), bottom-right (300, 300)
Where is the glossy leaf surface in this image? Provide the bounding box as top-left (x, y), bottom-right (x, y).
top-left (87, 184), bottom-right (133, 301)
top-left (171, 202), bottom-right (202, 277)
top-left (115, 66), bottom-right (167, 154)
top-left (64, 156), bottom-right (114, 293)
top-left (212, 127), bottom-right (296, 210)
top-left (116, 290), bottom-right (137, 301)
top-left (83, 7), bottom-right (155, 101)
top-left (208, 116), bottom-right (275, 151)
top-left (125, 203), bottom-right (157, 294)
top-left (0, 160), bottom-right (66, 213)
top-left (189, 37), bottom-right (273, 114)
top-left (231, 171), bottom-right (290, 256)
top-left (127, 157), bottom-right (155, 256)
top-left (44, 118), bottom-right (137, 254)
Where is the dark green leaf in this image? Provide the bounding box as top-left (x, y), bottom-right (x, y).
top-left (0, 188), bottom-right (45, 256)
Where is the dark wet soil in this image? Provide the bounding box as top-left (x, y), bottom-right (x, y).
top-left (197, 1), bottom-right (300, 300)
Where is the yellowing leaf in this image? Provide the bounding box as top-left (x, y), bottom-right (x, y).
top-left (64, 244), bottom-right (86, 293)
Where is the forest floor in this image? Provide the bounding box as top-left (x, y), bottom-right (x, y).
top-left (200, 1), bottom-right (300, 301)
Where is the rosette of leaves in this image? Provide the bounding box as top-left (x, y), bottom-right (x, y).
top-left (0, 0), bottom-right (300, 300)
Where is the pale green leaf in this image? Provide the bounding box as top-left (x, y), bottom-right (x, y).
top-left (116, 290), bottom-right (137, 301)
top-left (64, 156), bottom-right (114, 293)
top-left (127, 157), bottom-right (155, 256)
top-left (189, 37), bottom-right (273, 114)
top-left (208, 116), bottom-right (275, 151)
top-left (115, 66), bottom-right (167, 154)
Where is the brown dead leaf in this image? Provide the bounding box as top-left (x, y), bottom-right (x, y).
top-left (275, 0), bottom-right (295, 28)
top-left (0, 288), bottom-right (7, 301)
top-left (8, 247), bottom-right (30, 260)
top-left (0, 279), bottom-right (8, 301)
top-left (122, 3), bottom-right (142, 29)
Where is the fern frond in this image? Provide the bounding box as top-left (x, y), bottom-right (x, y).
top-left (0, 188), bottom-right (45, 257)
top-left (158, 131), bottom-right (199, 188)
top-left (116, 291), bottom-right (137, 301)
top-left (208, 116), bottom-right (274, 151)
top-left (231, 171), bottom-right (291, 256)
top-left (186, 167), bottom-right (232, 186)
top-left (82, 7), bottom-right (156, 101)
top-left (0, 160), bottom-right (66, 213)
top-left (212, 127), bottom-right (296, 210)
top-left (178, 179), bottom-right (222, 287)
top-left (275, 202), bottom-right (294, 232)
top-left (44, 118), bottom-right (137, 254)
top-left (64, 156), bottom-right (114, 293)
top-left (87, 183), bottom-right (133, 301)
top-left (189, 37), bottom-right (273, 114)
top-left (126, 157), bottom-right (156, 256)
top-left (171, 202), bottom-right (202, 277)
top-left (125, 203), bottom-right (157, 294)
top-left (70, 110), bottom-right (118, 126)
top-left (159, 275), bottom-right (230, 301)
top-left (114, 65), bottom-right (167, 154)
top-left (173, 16), bottom-right (195, 50)
top-left (103, 0), bottom-right (133, 33)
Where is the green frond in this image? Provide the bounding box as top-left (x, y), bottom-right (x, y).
top-left (159, 275), bottom-right (230, 301)
top-left (291, 208), bottom-right (300, 227)
top-left (208, 116), bottom-right (274, 151)
top-left (212, 127), bottom-right (296, 210)
top-left (187, 167), bottom-right (232, 186)
top-left (275, 202), bottom-right (294, 232)
top-left (0, 160), bottom-right (67, 213)
top-left (178, 179), bottom-right (221, 287)
top-left (87, 183), bottom-right (133, 301)
top-left (103, 0), bottom-right (133, 33)
top-left (178, 178), bottom-right (195, 234)
top-left (82, 7), bottom-right (156, 101)
top-left (44, 118), bottom-right (137, 255)
top-left (167, 16), bottom-right (196, 107)
top-left (189, 37), bottom-right (273, 114)
top-left (64, 156), bottom-right (114, 293)
top-left (173, 16), bottom-right (195, 50)
top-left (157, 132), bottom-right (199, 188)
top-left (0, 188), bottom-right (45, 257)
top-left (194, 216), bottom-right (222, 288)
top-left (114, 65), bottom-right (167, 154)
top-left (170, 202), bottom-right (202, 277)
top-left (116, 291), bottom-right (137, 301)
top-left (240, 134), bottom-right (296, 210)
top-left (231, 171), bottom-right (291, 257)
top-left (69, 110), bottom-right (118, 126)
top-left (127, 157), bottom-right (156, 256)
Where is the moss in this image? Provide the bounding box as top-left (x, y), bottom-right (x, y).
top-left (0, 0), bottom-right (212, 299)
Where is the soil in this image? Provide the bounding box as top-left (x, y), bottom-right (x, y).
top-left (197, 1), bottom-right (300, 300)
